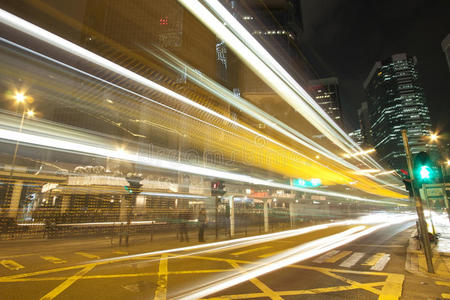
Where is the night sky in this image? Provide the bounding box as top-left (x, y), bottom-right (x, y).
top-left (300, 0), bottom-right (450, 134)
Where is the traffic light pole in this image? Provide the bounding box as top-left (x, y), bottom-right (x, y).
top-left (401, 130), bottom-right (434, 273)
top-left (440, 165), bottom-right (450, 222)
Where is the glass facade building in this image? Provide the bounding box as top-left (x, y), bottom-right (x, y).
top-left (364, 53), bottom-right (432, 171)
top-left (309, 77), bottom-right (343, 128)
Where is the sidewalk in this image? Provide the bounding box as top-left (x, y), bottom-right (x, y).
top-left (405, 212), bottom-right (450, 280)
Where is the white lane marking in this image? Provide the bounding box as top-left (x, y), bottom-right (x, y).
top-left (370, 253), bottom-right (390, 271)
top-left (313, 250), bottom-right (340, 263)
top-left (339, 252), bottom-right (365, 268)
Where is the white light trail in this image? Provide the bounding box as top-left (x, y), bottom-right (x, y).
top-left (0, 9), bottom-right (404, 194)
top-left (184, 0), bottom-right (392, 175)
top-left (176, 214), bottom-right (415, 300)
top-left (0, 9), bottom-right (343, 181)
top-left (0, 127), bottom-right (406, 203)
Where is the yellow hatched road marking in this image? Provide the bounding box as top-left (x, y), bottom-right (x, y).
top-left (231, 246), bottom-right (272, 256)
top-left (75, 252), bottom-right (100, 259)
top-left (320, 270), bottom-right (381, 295)
top-left (228, 261), bottom-right (282, 300)
top-left (363, 253), bottom-right (386, 266)
top-left (203, 282), bottom-right (385, 299)
top-left (0, 269), bottom-right (235, 283)
top-left (41, 256), bottom-right (66, 264)
top-left (326, 251), bottom-right (352, 263)
top-left (39, 264), bottom-right (95, 300)
top-left (0, 260), bottom-right (24, 271)
top-left (154, 254), bottom-right (169, 300)
top-left (436, 281), bottom-right (450, 287)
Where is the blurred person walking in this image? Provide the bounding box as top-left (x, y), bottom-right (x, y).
top-left (198, 208), bottom-right (207, 242)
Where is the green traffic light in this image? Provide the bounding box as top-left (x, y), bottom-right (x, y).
top-left (419, 166), bottom-right (431, 179)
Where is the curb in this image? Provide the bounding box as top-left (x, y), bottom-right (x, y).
top-left (405, 229), bottom-right (450, 280)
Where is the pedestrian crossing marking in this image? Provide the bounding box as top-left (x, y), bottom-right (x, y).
top-left (41, 256), bottom-right (67, 264)
top-left (232, 246), bottom-right (272, 256)
top-left (326, 251), bottom-right (352, 263)
top-left (339, 252), bottom-right (365, 268)
top-left (75, 252), bottom-right (100, 259)
top-left (362, 253), bottom-right (386, 266)
top-left (0, 260), bottom-right (24, 271)
top-left (370, 254), bottom-right (390, 271)
top-left (313, 250), bottom-right (340, 263)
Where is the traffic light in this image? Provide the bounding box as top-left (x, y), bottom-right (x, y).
top-left (211, 180), bottom-right (226, 196)
top-left (413, 151), bottom-right (436, 187)
top-left (399, 169), bottom-right (414, 197)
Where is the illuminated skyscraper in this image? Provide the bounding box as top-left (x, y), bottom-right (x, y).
top-left (309, 77), bottom-right (343, 127)
top-left (364, 53), bottom-right (432, 170)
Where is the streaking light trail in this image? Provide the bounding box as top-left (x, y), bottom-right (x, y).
top-left (173, 214), bottom-right (415, 299)
top-left (0, 9), bottom-right (406, 198)
top-left (0, 127), bottom-right (407, 203)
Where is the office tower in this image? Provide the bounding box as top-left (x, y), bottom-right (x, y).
top-left (308, 77), bottom-right (343, 127)
top-left (348, 129), bottom-right (364, 146)
top-left (358, 101), bottom-right (372, 146)
top-left (442, 34), bottom-right (450, 72)
top-left (364, 53), bottom-right (432, 170)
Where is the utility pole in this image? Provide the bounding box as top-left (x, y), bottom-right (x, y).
top-left (401, 129), bottom-right (434, 273)
top-left (439, 164), bottom-right (450, 222)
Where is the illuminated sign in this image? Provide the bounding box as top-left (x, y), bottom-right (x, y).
top-left (292, 178), bottom-right (322, 188)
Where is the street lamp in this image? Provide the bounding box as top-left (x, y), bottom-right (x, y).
top-left (430, 133), bottom-right (439, 142)
top-left (6, 91), bottom-right (37, 218)
top-left (14, 92), bottom-right (26, 103)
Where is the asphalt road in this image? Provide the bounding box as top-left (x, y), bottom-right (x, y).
top-left (0, 216), bottom-right (448, 299)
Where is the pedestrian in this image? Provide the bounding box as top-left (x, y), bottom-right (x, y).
top-left (198, 208), bottom-right (207, 242)
top-left (179, 209), bottom-right (190, 242)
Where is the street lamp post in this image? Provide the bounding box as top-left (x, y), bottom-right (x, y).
top-left (5, 92), bottom-right (35, 218)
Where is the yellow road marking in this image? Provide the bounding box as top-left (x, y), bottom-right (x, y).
top-left (320, 270), bottom-right (381, 295)
top-left (41, 256), bottom-right (66, 264)
top-left (113, 251), bottom-right (128, 255)
top-left (442, 293), bottom-right (450, 299)
top-left (258, 250), bottom-right (282, 258)
top-left (379, 274), bottom-right (404, 300)
top-left (229, 261), bottom-right (282, 300)
top-left (75, 252), bottom-right (100, 259)
top-left (40, 264), bottom-right (96, 300)
top-left (154, 254), bottom-right (168, 300)
top-left (0, 260), bottom-right (24, 271)
top-left (185, 254), bottom-right (397, 276)
top-left (0, 269), bottom-right (235, 282)
top-left (0, 254), bottom-right (34, 260)
top-left (363, 253), bottom-right (386, 266)
top-left (231, 246), bottom-right (272, 256)
top-left (436, 281), bottom-right (450, 287)
top-left (204, 282), bottom-right (385, 299)
top-left (326, 251), bottom-right (352, 263)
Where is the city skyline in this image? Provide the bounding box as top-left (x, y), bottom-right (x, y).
top-left (300, 0), bottom-right (450, 134)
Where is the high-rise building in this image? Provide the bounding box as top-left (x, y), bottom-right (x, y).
top-left (358, 101), bottom-right (372, 146)
top-left (442, 34), bottom-right (450, 72)
top-left (348, 129), bottom-right (363, 146)
top-left (364, 53), bottom-right (433, 170)
top-left (308, 77), bottom-right (343, 127)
